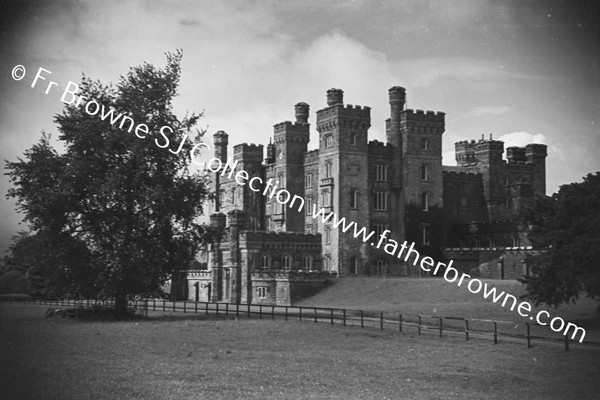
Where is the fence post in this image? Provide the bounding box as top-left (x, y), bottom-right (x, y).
top-left (172, 301), bottom-right (175, 312)
top-left (236, 303), bottom-right (239, 318)
top-left (399, 314), bottom-right (402, 333)
top-left (314, 308), bottom-right (318, 323)
top-left (285, 306), bottom-right (288, 321)
top-left (195, 301), bottom-right (198, 314)
top-left (343, 309), bottom-right (346, 326)
top-left (247, 303), bottom-right (250, 318)
top-left (205, 302), bottom-right (209, 315)
top-left (299, 307), bottom-right (302, 321)
top-left (526, 323), bottom-right (531, 348)
top-left (418, 315), bottom-right (422, 335)
top-left (360, 310), bottom-right (364, 328)
top-left (493, 321), bottom-right (498, 344)
top-left (380, 312), bottom-right (384, 330)
top-left (439, 317), bottom-right (443, 338)
top-left (564, 335), bottom-right (570, 351)
top-left (216, 302), bottom-right (219, 316)
top-left (464, 319), bottom-right (469, 341)
top-left (183, 301), bottom-right (187, 313)
top-left (259, 305), bottom-right (262, 319)
top-left (271, 305), bottom-right (274, 320)
top-left (330, 309), bottom-right (334, 325)
top-left (225, 303), bottom-right (229, 316)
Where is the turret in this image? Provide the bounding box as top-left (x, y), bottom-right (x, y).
top-left (213, 130), bottom-right (228, 164)
top-left (506, 146), bottom-right (527, 163)
top-left (295, 102), bottom-right (309, 124)
top-left (265, 138), bottom-right (275, 164)
top-left (326, 88), bottom-right (344, 106)
top-left (386, 86), bottom-right (406, 148)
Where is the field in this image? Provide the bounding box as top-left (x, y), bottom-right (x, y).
top-left (1, 304), bottom-right (600, 400)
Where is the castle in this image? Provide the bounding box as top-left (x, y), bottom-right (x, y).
top-left (184, 86), bottom-right (547, 305)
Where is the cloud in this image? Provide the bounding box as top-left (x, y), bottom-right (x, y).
top-left (497, 131), bottom-right (546, 147)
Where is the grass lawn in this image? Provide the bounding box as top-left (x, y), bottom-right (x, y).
top-left (1, 304), bottom-right (599, 400)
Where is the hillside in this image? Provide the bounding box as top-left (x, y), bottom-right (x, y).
top-left (296, 277), bottom-right (599, 326)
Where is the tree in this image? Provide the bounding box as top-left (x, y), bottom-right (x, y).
top-left (5, 51), bottom-right (217, 315)
top-left (519, 172), bottom-right (600, 309)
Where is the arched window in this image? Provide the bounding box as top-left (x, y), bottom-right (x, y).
top-left (262, 255), bottom-right (271, 269)
top-left (282, 254), bottom-right (292, 270)
top-left (349, 257), bottom-right (359, 275)
top-left (303, 255), bottom-right (312, 271)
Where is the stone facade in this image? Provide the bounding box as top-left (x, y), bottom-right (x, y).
top-left (188, 86), bottom-right (547, 304)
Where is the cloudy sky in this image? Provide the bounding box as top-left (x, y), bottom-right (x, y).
top-left (0, 0), bottom-right (598, 256)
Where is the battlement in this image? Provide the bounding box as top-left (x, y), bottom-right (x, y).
top-left (232, 143), bottom-right (264, 162)
top-left (525, 143), bottom-right (547, 157)
top-left (304, 149), bottom-right (320, 164)
top-left (442, 170), bottom-right (483, 182)
top-left (368, 140), bottom-right (394, 155)
top-left (187, 270), bottom-right (212, 278)
top-left (273, 120), bottom-right (311, 134)
top-left (240, 231), bottom-right (322, 244)
top-left (400, 109), bottom-right (445, 134)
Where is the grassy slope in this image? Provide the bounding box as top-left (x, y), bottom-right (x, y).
top-left (296, 277), bottom-right (600, 338)
top-left (1, 305), bottom-right (600, 400)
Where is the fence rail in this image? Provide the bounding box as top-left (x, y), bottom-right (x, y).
top-left (2, 297), bottom-right (597, 352)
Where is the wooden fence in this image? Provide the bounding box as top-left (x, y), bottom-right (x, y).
top-left (3, 297), bottom-right (598, 352)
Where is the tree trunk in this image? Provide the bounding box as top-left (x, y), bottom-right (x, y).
top-left (115, 292), bottom-right (128, 318)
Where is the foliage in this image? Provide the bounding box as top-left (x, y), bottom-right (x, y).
top-left (5, 51), bottom-right (217, 313)
top-left (519, 172), bottom-right (600, 308)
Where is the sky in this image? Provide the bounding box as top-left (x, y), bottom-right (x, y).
top-left (0, 0), bottom-right (599, 257)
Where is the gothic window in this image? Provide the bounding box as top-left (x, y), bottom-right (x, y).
top-left (324, 255), bottom-right (331, 272)
top-left (282, 255), bottom-right (292, 270)
top-left (322, 189), bottom-right (331, 207)
top-left (374, 191), bottom-right (388, 211)
top-left (305, 173), bottom-right (313, 188)
top-left (349, 188), bottom-right (358, 209)
top-left (376, 259), bottom-right (387, 275)
top-left (350, 134), bottom-right (357, 146)
top-left (305, 196), bottom-right (313, 214)
top-left (421, 164), bottom-right (429, 181)
top-left (231, 188), bottom-right (236, 204)
top-left (421, 224), bottom-right (431, 245)
top-left (325, 227), bottom-right (331, 244)
top-left (421, 192), bottom-right (429, 211)
top-left (421, 138), bottom-right (429, 150)
top-left (375, 165), bottom-right (388, 182)
top-left (303, 255), bottom-right (313, 270)
top-left (257, 287), bottom-right (267, 299)
top-left (325, 135), bottom-right (333, 148)
top-left (373, 224), bottom-right (389, 239)
top-left (305, 225), bottom-right (313, 234)
top-left (262, 255), bottom-right (271, 269)
top-left (325, 161), bottom-right (332, 178)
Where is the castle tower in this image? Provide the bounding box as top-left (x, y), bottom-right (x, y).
top-left (226, 210), bottom-right (246, 304)
top-left (474, 138), bottom-right (505, 219)
top-left (455, 140), bottom-right (477, 166)
top-left (316, 88), bottom-right (371, 274)
top-left (525, 144), bottom-right (547, 196)
top-left (267, 102), bottom-right (311, 232)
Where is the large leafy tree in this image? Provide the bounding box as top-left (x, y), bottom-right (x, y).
top-left (520, 172), bottom-right (600, 309)
top-left (5, 51), bottom-right (214, 314)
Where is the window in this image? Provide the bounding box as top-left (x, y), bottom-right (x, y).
top-left (349, 188), bottom-right (358, 209)
top-left (305, 196), bottom-right (313, 214)
top-left (305, 173), bottom-right (313, 188)
top-left (325, 135), bottom-right (333, 147)
top-left (305, 225), bottom-right (313, 234)
top-left (325, 161), bottom-right (332, 178)
top-left (421, 224), bottom-right (431, 245)
top-left (504, 198), bottom-right (510, 208)
top-left (282, 255), bottom-right (291, 270)
top-left (488, 237), bottom-right (496, 248)
top-left (374, 191), bottom-right (388, 211)
top-left (231, 188), bottom-right (236, 204)
top-left (219, 191), bottom-right (224, 207)
top-left (373, 224), bottom-right (389, 242)
top-left (350, 134), bottom-right (357, 146)
top-left (322, 189), bottom-right (331, 207)
top-left (504, 176), bottom-right (510, 187)
top-left (512, 236), bottom-right (520, 248)
top-left (421, 192), bottom-right (429, 211)
top-left (257, 287), bottom-right (267, 299)
top-left (349, 257), bottom-right (359, 275)
top-left (303, 255), bottom-right (312, 270)
top-left (421, 138), bottom-right (429, 150)
top-left (275, 195), bottom-right (283, 214)
top-left (421, 164), bottom-right (429, 181)
top-left (277, 172), bottom-right (284, 186)
top-left (324, 256), bottom-right (331, 272)
top-left (375, 165), bottom-right (388, 182)
top-left (474, 238), bottom-right (481, 248)
top-left (325, 227), bottom-right (332, 244)
top-left (262, 255), bottom-right (271, 269)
